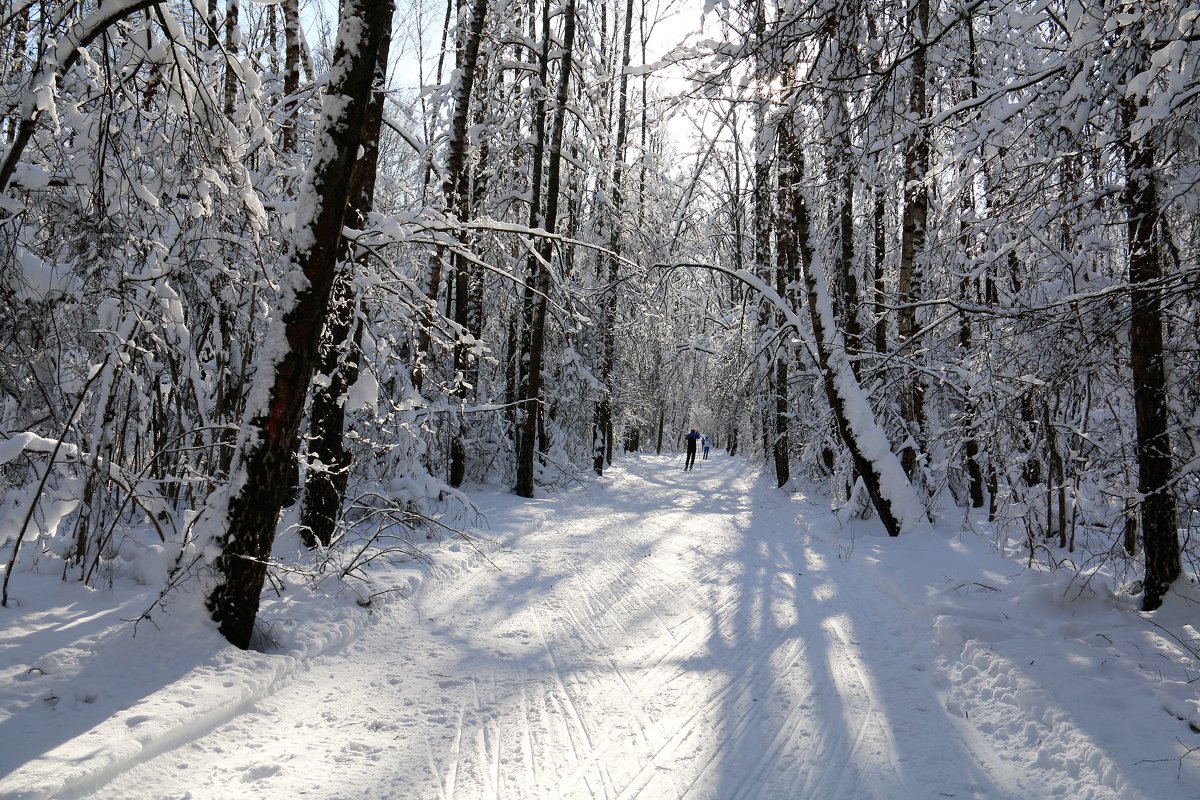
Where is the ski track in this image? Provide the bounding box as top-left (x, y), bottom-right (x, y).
top-left (76, 456), bottom-right (1132, 799)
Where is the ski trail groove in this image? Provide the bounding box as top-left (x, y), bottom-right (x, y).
top-left (77, 454), bottom-right (1129, 799)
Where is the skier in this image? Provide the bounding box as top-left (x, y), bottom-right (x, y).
top-left (684, 428), bottom-right (701, 471)
top-left (702, 436), bottom-right (711, 460)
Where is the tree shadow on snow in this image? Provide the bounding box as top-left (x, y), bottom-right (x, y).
top-left (664, 468), bottom-right (1019, 799)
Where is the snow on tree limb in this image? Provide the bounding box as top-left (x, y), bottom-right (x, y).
top-left (0, 0), bottom-right (166, 197)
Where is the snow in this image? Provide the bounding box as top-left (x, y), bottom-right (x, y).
top-left (733, 262), bottom-right (925, 534)
top-left (0, 433), bottom-right (67, 467)
top-left (14, 247), bottom-right (81, 303)
top-left (2, 455), bottom-right (1199, 799)
top-left (344, 369), bottom-right (380, 413)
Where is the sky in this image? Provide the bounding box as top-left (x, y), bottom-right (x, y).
top-left (382, 0), bottom-right (710, 95)
top-left (3, 453), bottom-right (1199, 799)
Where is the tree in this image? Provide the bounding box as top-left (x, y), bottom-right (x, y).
top-left (515, 0), bottom-right (577, 498)
top-left (896, 0), bottom-right (930, 480)
top-left (592, 0), bottom-right (635, 476)
top-left (298, 7), bottom-right (394, 548)
top-left (205, 0), bottom-right (395, 648)
top-left (0, 0), bottom-right (166, 195)
top-left (1118, 17), bottom-right (1181, 610)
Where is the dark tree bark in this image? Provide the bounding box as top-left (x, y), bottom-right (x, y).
top-left (770, 98), bottom-right (802, 489)
top-left (1121, 62), bottom-right (1180, 611)
top-left (276, 0), bottom-right (317, 509)
top-left (593, 0), bottom-right (634, 477)
top-left (205, 0), bottom-right (394, 649)
top-left (223, 0), bottom-right (240, 116)
top-left (415, 0), bottom-right (490, 397)
top-left (299, 280), bottom-right (364, 548)
top-left (897, 0), bottom-right (930, 479)
top-left (298, 19), bottom-right (392, 548)
top-left (514, 0), bottom-right (552, 498)
top-left (447, 0), bottom-right (492, 487)
top-left (275, 0), bottom-right (312, 508)
top-left (833, 132), bottom-right (859, 364)
top-left (826, 60), bottom-right (859, 369)
top-left (959, 10), bottom-right (985, 509)
top-left (281, 0), bottom-right (302, 152)
top-left (872, 191), bottom-right (887, 354)
top-left (515, 0), bottom-right (576, 497)
top-left (864, 0), bottom-right (888, 359)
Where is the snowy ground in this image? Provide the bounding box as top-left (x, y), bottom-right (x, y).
top-left (2, 454), bottom-right (1200, 799)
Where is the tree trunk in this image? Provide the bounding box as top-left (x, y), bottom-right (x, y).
top-left (801, 260), bottom-right (924, 537)
top-left (770, 97), bottom-right (799, 489)
top-left (872, 192), bottom-right (887, 354)
top-left (514, 0), bottom-right (552, 498)
top-left (281, 0), bottom-right (302, 152)
top-left (298, 20), bottom-right (391, 548)
top-left (415, 0), bottom-right (490, 396)
top-left (828, 86), bottom-right (860, 369)
top-left (205, 0), bottom-right (394, 649)
top-left (223, 0), bottom-right (240, 116)
top-left (516, 0), bottom-right (576, 497)
top-left (447, 0), bottom-right (492, 486)
top-left (299, 294), bottom-right (364, 548)
top-left (896, 0), bottom-right (929, 479)
top-left (593, 0), bottom-right (634, 477)
top-left (1122, 66), bottom-right (1180, 610)
top-left (2, 3), bottom-right (29, 143)
top-left (781, 143), bottom-right (924, 537)
top-left (960, 9), bottom-right (986, 509)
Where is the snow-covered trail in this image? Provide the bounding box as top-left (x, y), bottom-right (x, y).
top-left (78, 455), bottom-right (1161, 799)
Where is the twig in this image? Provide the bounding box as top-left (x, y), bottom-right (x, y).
top-left (3, 356), bottom-right (110, 607)
top-left (1135, 739), bottom-right (1200, 775)
top-left (1137, 612), bottom-right (1200, 661)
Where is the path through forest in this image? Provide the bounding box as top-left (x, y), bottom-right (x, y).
top-left (67, 455), bottom-right (1191, 799)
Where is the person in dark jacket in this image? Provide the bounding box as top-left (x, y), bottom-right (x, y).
top-left (684, 428), bottom-right (701, 471)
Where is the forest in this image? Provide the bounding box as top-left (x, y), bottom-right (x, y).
top-left (0, 0), bottom-right (1198, 650)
